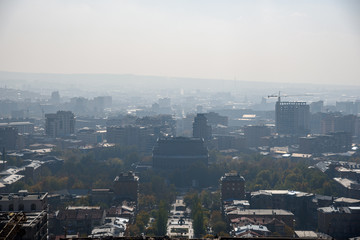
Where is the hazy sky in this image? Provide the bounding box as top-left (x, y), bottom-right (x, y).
top-left (0, 0), bottom-right (359, 85)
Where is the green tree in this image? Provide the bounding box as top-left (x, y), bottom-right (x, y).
top-left (139, 194), bottom-right (156, 211)
top-left (212, 221), bottom-right (227, 235)
top-left (155, 201), bottom-right (168, 236)
top-left (210, 210), bottom-right (227, 234)
top-left (193, 204), bottom-right (205, 238)
top-left (127, 224), bottom-right (141, 236)
top-left (136, 211), bottom-right (150, 233)
top-left (190, 196), bottom-right (206, 238)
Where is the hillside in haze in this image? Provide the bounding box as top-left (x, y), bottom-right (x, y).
top-left (1, 71), bottom-right (359, 102)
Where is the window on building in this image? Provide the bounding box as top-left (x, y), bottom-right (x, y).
top-left (19, 204), bottom-right (24, 211)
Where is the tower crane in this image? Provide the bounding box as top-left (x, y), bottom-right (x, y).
top-left (268, 91), bottom-right (283, 102)
top-left (268, 91), bottom-right (313, 102)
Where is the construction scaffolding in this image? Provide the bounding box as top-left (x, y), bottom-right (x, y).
top-left (0, 212), bottom-right (26, 240)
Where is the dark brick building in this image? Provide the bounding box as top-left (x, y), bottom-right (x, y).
top-left (220, 172), bottom-right (245, 201)
top-left (113, 171), bottom-right (139, 203)
top-left (318, 206), bottom-right (360, 239)
top-left (193, 114), bottom-right (212, 141)
top-left (152, 137), bottom-right (208, 169)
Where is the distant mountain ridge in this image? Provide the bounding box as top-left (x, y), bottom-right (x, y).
top-left (0, 71), bottom-right (359, 101)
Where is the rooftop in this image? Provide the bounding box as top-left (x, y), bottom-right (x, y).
top-left (334, 197), bottom-right (360, 204)
top-left (221, 172), bottom-right (245, 182)
top-left (153, 137), bottom-right (208, 156)
top-left (67, 206), bottom-right (101, 210)
top-left (25, 161), bottom-right (42, 169)
top-left (0, 122), bottom-right (33, 127)
top-left (251, 190), bottom-right (313, 198)
top-left (236, 224), bottom-right (270, 233)
top-left (294, 231), bottom-right (318, 239)
top-left (318, 206), bottom-right (353, 214)
top-left (0, 192), bottom-right (47, 201)
top-left (338, 167), bottom-right (360, 173)
top-left (114, 171), bottom-right (139, 182)
top-left (0, 174), bottom-right (24, 185)
top-left (333, 177), bottom-right (358, 189)
top-left (58, 206), bottom-right (104, 220)
top-left (227, 209), bottom-right (294, 216)
top-left (0, 167), bottom-right (23, 176)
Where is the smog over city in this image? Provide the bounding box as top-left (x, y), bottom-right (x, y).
top-left (0, 1), bottom-right (360, 239)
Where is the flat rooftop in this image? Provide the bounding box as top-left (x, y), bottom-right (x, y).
top-left (251, 190), bottom-right (313, 197)
top-left (294, 231), bottom-right (318, 239)
top-left (0, 174), bottom-right (24, 185)
top-left (67, 206), bottom-right (101, 210)
top-left (227, 209), bottom-right (294, 216)
top-left (333, 177), bottom-right (357, 189)
top-left (0, 122), bottom-right (33, 127)
top-left (334, 197), bottom-right (360, 204)
top-left (0, 192), bottom-right (47, 201)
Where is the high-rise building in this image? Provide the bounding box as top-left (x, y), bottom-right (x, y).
top-left (45, 111), bottom-right (75, 138)
top-left (310, 101), bottom-right (324, 113)
top-left (204, 112), bottom-right (228, 126)
top-left (0, 127), bottom-right (17, 150)
top-left (193, 113), bottom-right (212, 141)
top-left (113, 171), bottom-right (139, 203)
top-left (299, 132), bottom-right (352, 154)
top-left (275, 100), bottom-right (310, 135)
top-left (336, 101), bottom-right (360, 115)
top-left (244, 125), bottom-right (271, 147)
top-left (153, 137), bottom-right (208, 169)
top-left (106, 125), bottom-right (155, 153)
top-left (310, 112), bottom-right (357, 137)
top-left (334, 114), bottom-right (357, 136)
top-left (220, 172), bottom-right (245, 201)
top-left (157, 97), bottom-right (172, 114)
top-left (50, 91), bottom-right (60, 105)
top-left (0, 122), bottom-right (34, 134)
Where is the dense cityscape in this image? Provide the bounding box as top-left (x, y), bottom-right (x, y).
top-left (1, 0), bottom-right (359, 239)
top-left (0, 80), bottom-right (360, 239)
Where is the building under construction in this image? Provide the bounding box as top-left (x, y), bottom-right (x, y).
top-left (0, 211), bottom-right (47, 240)
top-left (275, 100), bottom-right (310, 136)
